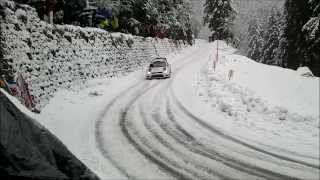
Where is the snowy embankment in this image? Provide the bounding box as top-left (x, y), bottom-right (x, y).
top-left (193, 41), bottom-right (319, 163)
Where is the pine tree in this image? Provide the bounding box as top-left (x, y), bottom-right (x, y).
top-left (274, 12), bottom-right (287, 67)
top-left (261, 8), bottom-right (283, 65)
top-left (246, 7), bottom-right (287, 67)
top-left (143, 0), bottom-right (193, 42)
top-left (247, 19), bottom-right (264, 61)
top-left (302, 0), bottom-right (320, 76)
top-left (203, 0), bottom-right (236, 40)
top-left (284, 0), bottom-right (312, 72)
top-left (64, 0), bottom-right (88, 24)
top-left (95, 0), bottom-right (194, 42)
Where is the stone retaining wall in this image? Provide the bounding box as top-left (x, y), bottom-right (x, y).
top-left (0, 0), bottom-right (187, 109)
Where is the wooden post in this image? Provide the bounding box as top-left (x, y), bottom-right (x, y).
top-left (228, 69), bottom-right (234, 80)
top-left (49, 10), bottom-right (53, 24)
top-left (46, 0), bottom-right (56, 24)
top-left (216, 39), bottom-right (219, 63)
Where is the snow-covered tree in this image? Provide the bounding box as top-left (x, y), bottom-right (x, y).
top-left (142, 0), bottom-right (193, 42)
top-left (284, 0), bottom-right (319, 76)
top-left (274, 12), bottom-right (287, 67)
top-left (203, 0), bottom-right (236, 40)
top-left (171, 0), bottom-right (193, 42)
top-left (247, 19), bottom-right (264, 61)
top-left (246, 6), bottom-right (287, 67)
top-left (302, 0), bottom-right (320, 75)
top-left (232, 0), bottom-right (284, 54)
top-left (261, 8), bottom-right (284, 65)
top-left (246, 0), bottom-right (319, 75)
top-left (303, 0), bottom-right (319, 38)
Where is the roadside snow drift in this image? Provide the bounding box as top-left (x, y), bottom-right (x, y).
top-left (196, 41), bottom-right (319, 164)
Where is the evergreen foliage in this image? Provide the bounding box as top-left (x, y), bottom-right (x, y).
top-left (203, 0), bottom-right (236, 40)
top-left (261, 9), bottom-right (285, 66)
top-left (246, 0), bottom-right (319, 76)
top-left (301, 0), bottom-right (320, 76)
top-left (14, 0), bottom-right (194, 43)
top-left (64, 0), bottom-right (87, 24)
top-left (247, 18), bottom-right (264, 61)
top-left (247, 7), bottom-right (286, 66)
top-left (284, 0), bottom-right (319, 76)
top-left (95, 0), bottom-right (194, 43)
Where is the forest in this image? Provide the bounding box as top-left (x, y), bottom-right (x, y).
top-left (13, 0), bottom-right (320, 76)
top-left (15, 0), bottom-right (194, 44)
top-left (241, 0), bottom-right (319, 76)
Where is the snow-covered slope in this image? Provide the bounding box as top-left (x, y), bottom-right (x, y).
top-left (196, 41), bottom-right (319, 163)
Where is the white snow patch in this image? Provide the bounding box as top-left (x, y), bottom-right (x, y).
top-left (194, 41), bottom-right (319, 162)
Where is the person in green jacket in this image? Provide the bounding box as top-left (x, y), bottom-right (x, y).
top-left (111, 16), bottom-right (119, 30)
top-left (99, 16), bottom-right (118, 31)
top-left (99, 18), bottom-right (109, 29)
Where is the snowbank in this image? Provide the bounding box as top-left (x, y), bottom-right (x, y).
top-left (205, 43), bottom-right (319, 119)
top-left (0, 0), bottom-right (188, 109)
top-left (196, 41), bottom-right (319, 162)
top-left (297, 66), bottom-right (314, 77)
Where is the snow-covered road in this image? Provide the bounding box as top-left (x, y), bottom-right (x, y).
top-left (38, 41), bottom-right (319, 179)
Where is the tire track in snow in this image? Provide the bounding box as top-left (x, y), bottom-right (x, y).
top-left (116, 45), bottom-right (213, 179)
top-left (169, 82), bottom-right (320, 171)
top-left (95, 81), bottom-right (147, 179)
top-left (153, 43), bottom-right (317, 179)
top-left (136, 80), bottom-right (237, 180)
top-left (140, 73), bottom-right (288, 179)
top-left (96, 42), bottom-right (318, 179)
top-left (165, 98), bottom-right (298, 180)
top-left (138, 103), bottom-right (224, 179)
top-left (95, 45), bottom-right (206, 179)
top-left (119, 82), bottom-right (192, 180)
top-left (126, 45), bottom-right (254, 179)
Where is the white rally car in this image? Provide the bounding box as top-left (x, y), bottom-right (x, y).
top-left (146, 57), bottom-right (171, 79)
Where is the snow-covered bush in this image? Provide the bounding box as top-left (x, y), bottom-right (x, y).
top-left (297, 67), bottom-right (314, 77)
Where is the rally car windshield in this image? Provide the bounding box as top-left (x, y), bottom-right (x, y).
top-left (151, 61), bottom-right (166, 67)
